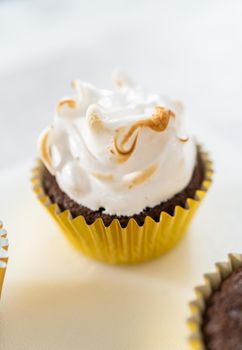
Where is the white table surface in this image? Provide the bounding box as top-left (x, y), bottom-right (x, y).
top-left (0, 1), bottom-right (242, 349)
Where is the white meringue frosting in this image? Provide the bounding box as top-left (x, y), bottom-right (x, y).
top-left (39, 72), bottom-right (197, 216)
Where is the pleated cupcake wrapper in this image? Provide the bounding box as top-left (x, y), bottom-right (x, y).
top-left (188, 253), bottom-right (242, 350)
top-left (32, 150), bottom-right (212, 264)
top-left (0, 221), bottom-right (9, 298)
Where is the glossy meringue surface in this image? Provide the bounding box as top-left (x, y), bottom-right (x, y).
top-left (39, 72), bottom-right (196, 216)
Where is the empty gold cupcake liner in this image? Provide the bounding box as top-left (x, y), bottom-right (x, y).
top-left (32, 150), bottom-right (212, 264)
top-left (188, 253), bottom-right (242, 350)
top-left (0, 221), bottom-right (8, 298)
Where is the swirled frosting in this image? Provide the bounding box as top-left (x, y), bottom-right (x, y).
top-left (39, 71), bottom-right (196, 216)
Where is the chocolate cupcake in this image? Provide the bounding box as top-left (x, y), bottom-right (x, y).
top-left (32, 71), bottom-right (212, 264)
top-left (0, 221), bottom-right (8, 298)
top-left (188, 254), bottom-right (242, 350)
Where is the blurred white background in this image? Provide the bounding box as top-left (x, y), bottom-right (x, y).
top-left (1, 0), bottom-right (242, 177)
top-left (1, 2), bottom-right (242, 350)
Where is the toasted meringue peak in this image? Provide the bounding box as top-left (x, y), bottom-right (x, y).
top-left (38, 127), bottom-right (53, 174)
top-left (86, 105), bottom-right (105, 132)
top-left (112, 69), bottom-right (135, 88)
top-left (126, 164), bottom-right (158, 189)
top-left (39, 72), bottom-right (196, 216)
top-left (58, 98), bottom-right (76, 110)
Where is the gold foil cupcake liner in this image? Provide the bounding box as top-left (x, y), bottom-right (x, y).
top-left (32, 150), bottom-right (212, 264)
top-left (0, 221), bottom-right (8, 298)
top-left (188, 253), bottom-right (242, 350)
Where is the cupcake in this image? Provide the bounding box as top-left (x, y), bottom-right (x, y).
top-left (32, 71), bottom-right (212, 264)
top-left (188, 254), bottom-right (242, 350)
top-left (0, 221), bottom-right (8, 297)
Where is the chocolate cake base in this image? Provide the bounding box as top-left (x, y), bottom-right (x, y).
top-left (203, 266), bottom-right (242, 350)
top-left (41, 149), bottom-right (205, 228)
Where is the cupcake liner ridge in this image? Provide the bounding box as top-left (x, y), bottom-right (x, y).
top-left (32, 149), bottom-right (213, 264)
